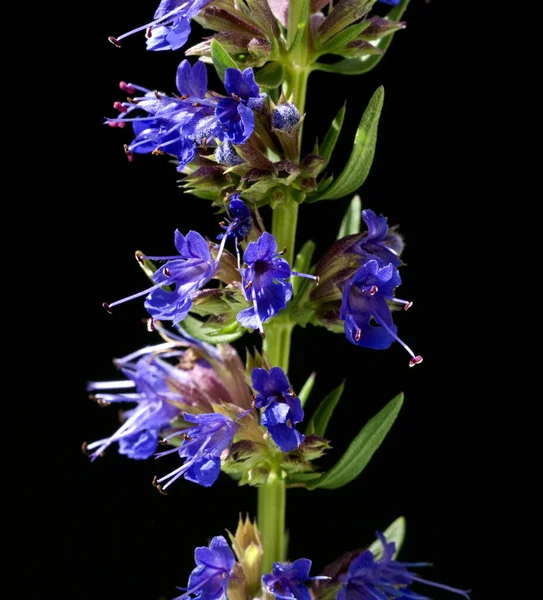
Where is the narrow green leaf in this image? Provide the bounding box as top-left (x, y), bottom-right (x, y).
top-left (368, 516), bottom-right (406, 559)
top-left (306, 381), bottom-right (345, 437)
top-left (337, 195), bottom-right (362, 239)
top-left (298, 372), bottom-right (316, 409)
top-left (311, 86), bottom-right (384, 202)
top-left (182, 314), bottom-right (245, 344)
top-left (319, 104), bottom-right (346, 167)
top-left (313, 0), bottom-right (411, 76)
top-left (317, 20), bottom-right (371, 56)
top-left (255, 62), bottom-right (285, 89)
top-left (287, 0), bottom-right (310, 53)
top-left (211, 39), bottom-right (238, 82)
top-left (308, 392), bottom-right (404, 490)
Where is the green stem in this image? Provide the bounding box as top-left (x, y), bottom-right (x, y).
top-left (257, 10), bottom-right (313, 577)
top-left (258, 471), bottom-right (287, 574)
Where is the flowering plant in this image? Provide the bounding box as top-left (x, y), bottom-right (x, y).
top-left (84, 1), bottom-right (471, 599)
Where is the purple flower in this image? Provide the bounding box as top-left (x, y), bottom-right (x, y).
top-left (155, 412), bottom-right (238, 490)
top-left (216, 68), bottom-right (265, 144)
top-left (85, 344), bottom-right (183, 461)
top-left (103, 230), bottom-right (216, 325)
top-left (340, 260), bottom-right (422, 367)
top-left (217, 195), bottom-right (252, 243)
top-left (173, 536), bottom-right (236, 600)
top-left (351, 209), bottom-right (404, 267)
top-left (236, 232), bottom-right (293, 332)
top-left (108, 0), bottom-right (214, 51)
top-left (338, 532), bottom-right (470, 600)
top-left (263, 558), bottom-right (328, 600)
top-left (251, 367), bottom-right (304, 452)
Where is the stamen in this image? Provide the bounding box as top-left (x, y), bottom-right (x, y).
top-left (163, 267), bottom-right (171, 277)
top-left (231, 93), bottom-right (242, 102)
top-left (145, 26), bottom-right (153, 38)
top-left (354, 328), bottom-right (361, 341)
top-left (152, 475), bottom-right (168, 495)
top-left (81, 441), bottom-right (89, 455)
top-left (113, 101), bottom-right (128, 113)
top-left (404, 301), bottom-right (413, 311)
top-left (105, 277), bottom-right (176, 310)
top-left (371, 312), bottom-right (422, 366)
top-left (369, 285), bottom-right (378, 295)
top-left (251, 286), bottom-right (265, 337)
top-left (291, 271), bottom-right (319, 284)
top-left (102, 302), bottom-right (113, 314)
top-left (108, 36), bottom-right (122, 47)
top-left (147, 318), bottom-right (155, 332)
top-left (123, 144), bottom-right (133, 162)
top-left (178, 94), bottom-right (190, 101)
top-left (154, 90), bottom-right (162, 100)
top-left (119, 81), bottom-right (136, 94)
top-left (135, 252), bottom-right (145, 264)
top-left (152, 147), bottom-right (165, 155)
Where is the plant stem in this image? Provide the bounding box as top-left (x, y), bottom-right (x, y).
top-left (257, 8), bottom-right (313, 577)
top-left (258, 471), bottom-right (287, 574)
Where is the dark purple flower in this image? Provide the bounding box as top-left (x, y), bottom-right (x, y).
top-left (103, 230), bottom-right (217, 325)
top-left (263, 558), bottom-right (328, 600)
top-left (340, 260), bottom-right (422, 366)
top-left (351, 209), bottom-right (404, 267)
top-left (216, 68), bottom-right (265, 144)
top-left (251, 367), bottom-right (304, 452)
top-left (155, 412), bottom-right (238, 489)
top-left (85, 344), bottom-right (183, 461)
top-left (338, 532), bottom-right (470, 600)
top-left (108, 0), bottom-right (214, 51)
top-left (217, 195), bottom-right (252, 243)
top-left (173, 536), bottom-right (235, 600)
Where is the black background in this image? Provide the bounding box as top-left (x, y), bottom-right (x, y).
top-left (24, 1), bottom-right (537, 599)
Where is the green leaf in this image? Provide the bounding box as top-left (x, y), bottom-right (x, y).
top-left (211, 39), bottom-right (238, 82)
top-left (298, 371), bottom-right (316, 408)
top-left (181, 314), bottom-right (245, 344)
top-left (255, 62), bottom-right (285, 89)
top-left (313, 0), bottom-right (411, 76)
top-left (307, 392), bottom-right (404, 489)
top-left (337, 195), bottom-right (362, 238)
top-left (319, 104), bottom-right (346, 168)
top-left (306, 381), bottom-right (345, 437)
top-left (287, 0), bottom-right (310, 53)
top-left (317, 20), bottom-right (371, 56)
top-left (309, 86), bottom-right (384, 202)
top-left (368, 516), bottom-right (406, 559)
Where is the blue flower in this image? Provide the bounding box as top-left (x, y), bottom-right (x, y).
top-left (351, 209), bottom-right (404, 267)
top-left (85, 347), bottom-right (182, 461)
top-left (236, 232), bottom-right (293, 332)
top-left (217, 195), bottom-right (252, 243)
top-left (340, 260), bottom-right (422, 366)
top-left (263, 558), bottom-right (328, 600)
top-left (173, 536), bottom-right (236, 600)
top-left (251, 367), bottom-right (304, 452)
top-left (103, 230), bottom-right (217, 325)
top-left (216, 68), bottom-right (265, 144)
top-left (108, 0), bottom-right (214, 51)
top-left (338, 532), bottom-right (470, 600)
top-left (155, 412), bottom-right (238, 490)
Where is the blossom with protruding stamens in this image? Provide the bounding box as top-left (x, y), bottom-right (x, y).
top-left (216, 68), bottom-right (266, 144)
top-left (236, 232), bottom-right (317, 333)
top-left (250, 367), bottom-right (304, 452)
top-left (107, 60), bottom-right (265, 172)
top-left (351, 209), bottom-right (404, 267)
top-left (108, 0), bottom-right (214, 52)
top-left (103, 230), bottom-right (217, 324)
top-left (263, 558), bottom-right (329, 600)
top-left (340, 260), bottom-right (422, 367)
top-left (338, 531), bottom-right (470, 600)
top-left (155, 412), bottom-right (238, 489)
top-left (85, 343), bottom-right (185, 461)
top-left (173, 536), bottom-right (235, 600)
